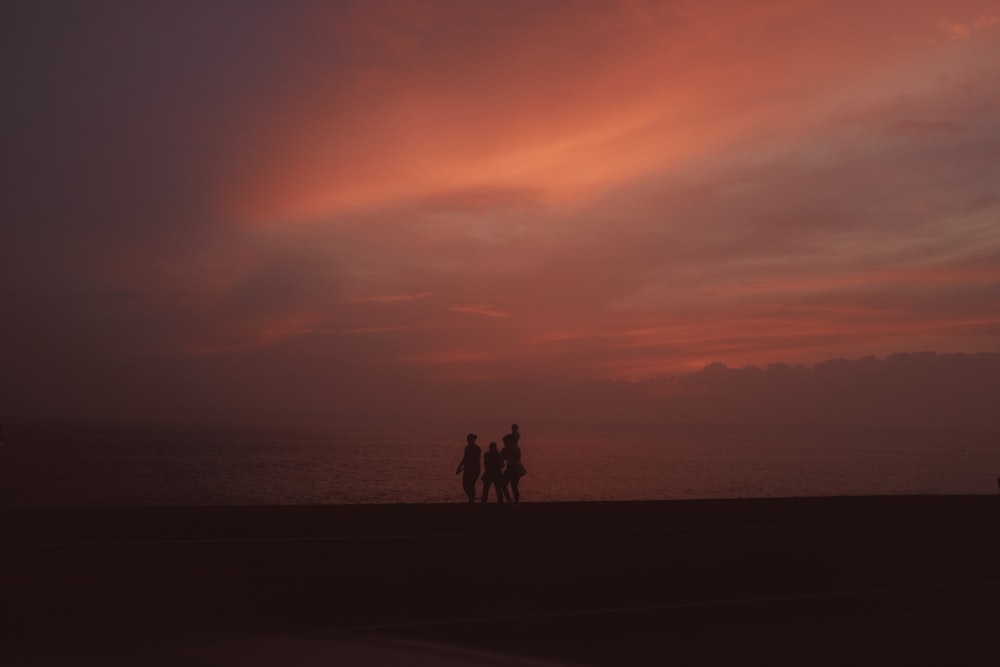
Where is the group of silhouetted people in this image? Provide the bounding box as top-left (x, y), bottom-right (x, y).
top-left (456, 423), bottom-right (526, 503)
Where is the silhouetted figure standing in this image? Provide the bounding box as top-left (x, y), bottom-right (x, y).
top-left (508, 423), bottom-right (521, 447)
top-left (455, 433), bottom-right (481, 503)
top-left (501, 434), bottom-right (524, 503)
top-left (481, 441), bottom-right (505, 504)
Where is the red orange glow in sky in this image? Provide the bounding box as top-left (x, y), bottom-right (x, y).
top-left (2, 0), bottom-right (999, 421)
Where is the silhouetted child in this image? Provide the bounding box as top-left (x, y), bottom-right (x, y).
top-left (455, 433), bottom-right (481, 503)
top-left (481, 442), bottom-right (505, 503)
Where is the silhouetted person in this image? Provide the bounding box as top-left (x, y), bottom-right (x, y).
top-left (501, 434), bottom-right (524, 503)
top-left (481, 441), bottom-right (505, 503)
top-left (508, 423), bottom-right (521, 447)
top-left (455, 433), bottom-right (481, 503)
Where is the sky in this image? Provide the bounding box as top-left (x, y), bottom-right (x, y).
top-left (2, 0), bottom-right (999, 425)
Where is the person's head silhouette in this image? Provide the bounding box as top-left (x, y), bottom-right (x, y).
top-left (489, 441), bottom-right (498, 452)
top-left (467, 433), bottom-right (477, 445)
top-left (511, 423), bottom-right (519, 432)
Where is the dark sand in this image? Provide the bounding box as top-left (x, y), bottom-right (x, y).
top-left (3, 495), bottom-right (1000, 665)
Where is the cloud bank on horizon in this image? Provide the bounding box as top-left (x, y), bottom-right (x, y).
top-left (2, 0), bottom-right (999, 421)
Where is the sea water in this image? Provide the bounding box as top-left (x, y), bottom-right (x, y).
top-left (1, 421), bottom-right (998, 508)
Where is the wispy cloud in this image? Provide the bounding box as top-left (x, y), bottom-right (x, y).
top-left (337, 324), bottom-right (428, 335)
top-left (941, 14), bottom-right (1000, 39)
top-left (886, 120), bottom-right (963, 138)
top-left (448, 304), bottom-right (509, 319)
top-left (348, 292), bottom-right (433, 304)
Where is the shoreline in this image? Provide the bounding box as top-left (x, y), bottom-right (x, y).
top-left (4, 493), bottom-right (999, 542)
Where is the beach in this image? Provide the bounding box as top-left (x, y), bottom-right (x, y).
top-left (3, 495), bottom-right (1000, 665)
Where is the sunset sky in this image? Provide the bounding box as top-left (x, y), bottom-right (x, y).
top-left (2, 0), bottom-right (999, 423)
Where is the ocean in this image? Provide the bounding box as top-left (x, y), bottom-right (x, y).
top-left (1, 421), bottom-right (998, 508)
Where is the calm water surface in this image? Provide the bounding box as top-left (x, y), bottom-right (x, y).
top-left (1, 422), bottom-right (998, 508)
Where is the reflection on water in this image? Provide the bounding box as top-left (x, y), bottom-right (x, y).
top-left (1, 421), bottom-right (998, 508)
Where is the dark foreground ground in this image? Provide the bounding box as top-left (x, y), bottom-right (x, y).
top-left (3, 496), bottom-right (1000, 665)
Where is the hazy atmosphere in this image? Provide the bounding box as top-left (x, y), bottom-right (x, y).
top-left (3, 0), bottom-right (999, 427)
top-left (5, 5), bottom-right (1000, 662)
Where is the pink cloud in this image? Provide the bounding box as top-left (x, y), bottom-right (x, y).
top-left (887, 120), bottom-right (963, 137)
top-left (337, 324), bottom-right (430, 335)
top-left (974, 14), bottom-right (1000, 29)
top-left (940, 20), bottom-right (973, 39)
top-left (941, 12), bottom-right (1000, 38)
top-left (448, 304), bottom-right (509, 319)
top-left (348, 292), bottom-right (433, 303)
